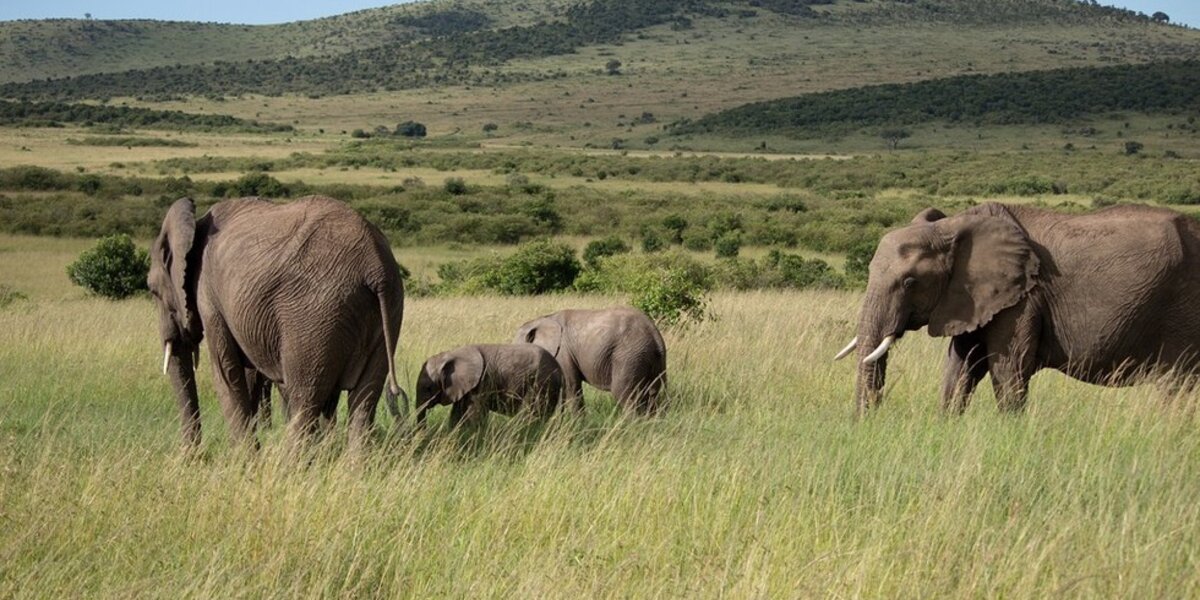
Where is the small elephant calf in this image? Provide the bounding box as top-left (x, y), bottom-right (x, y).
top-left (415, 344), bottom-right (564, 427)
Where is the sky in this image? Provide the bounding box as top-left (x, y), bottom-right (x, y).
top-left (0, 0), bottom-right (1195, 28)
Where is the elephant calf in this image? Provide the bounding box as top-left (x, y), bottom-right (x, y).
top-left (515, 307), bottom-right (667, 413)
top-left (415, 344), bottom-right (564, 427)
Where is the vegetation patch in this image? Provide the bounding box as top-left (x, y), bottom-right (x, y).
top-left (0, 99), bottom-right (293, 132)
top-left (66, 136), bottom-right (196, 147)
top-left (673, 61), bottom-right (1200, 137)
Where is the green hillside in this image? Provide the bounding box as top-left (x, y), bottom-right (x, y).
top-left (3, 0), bottom-right (1197, 103)
top-left (672, 60), bottom-right (1200, 138)
top-left (0, 1), bottom-right (568, 84)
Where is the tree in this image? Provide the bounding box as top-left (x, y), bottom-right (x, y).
top-left (67, 235), bottom-right (149, 299)
top-left (605, 59), bottom-right (622, 76)
top-left (84, 12), bottom-right (92, 20)
top-left (1123, 141), bottom-right (1144, 155)
top-left (482, 122), bottom-right (498, 134)
top-left (1152, 11), bottom-right (1170, 23)
top-left (880, 128), bottom-right (911, 150)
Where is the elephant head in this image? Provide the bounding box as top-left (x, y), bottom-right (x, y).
top-left (514, 316), bottom-right (562, 357)
top-left (840, 204), bottom-right (1040, 412)
top-left (415, 347), bottom-right (484, 424)
top-left (147, 198), bottom-right (205, 445)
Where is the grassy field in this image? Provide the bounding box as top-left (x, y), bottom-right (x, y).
top-left (2, 231), bottom-right (1200, 597)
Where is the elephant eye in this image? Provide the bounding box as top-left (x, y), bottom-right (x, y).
top-left (903, 277), bottom-right (917, 290)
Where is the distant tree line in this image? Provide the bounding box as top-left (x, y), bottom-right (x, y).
top-left (672, 60), bottom-right (1200, 137)
top-left (0, 99), bottom-right (293, 132)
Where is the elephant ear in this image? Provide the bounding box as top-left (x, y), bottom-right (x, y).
top-left (911, 207), bottom-right (947, 224)
top-left (156, 198), bottom-right (198, 330)
top-left (928, 209), bottom-right (1039, 337)
top-left (437, 347), bottom-right (485, 404)
top-left (523, 318), bottom-right (563, 357)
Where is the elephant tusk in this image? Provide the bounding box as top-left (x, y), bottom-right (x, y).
top-left (862, 335), bottom-right (895, 364)
top-left (162, 342), bottom-right (172, 375)
top-left (833, 336), bottom-right (858, 361)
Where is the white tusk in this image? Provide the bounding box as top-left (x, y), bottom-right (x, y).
top-left (163, 342), bottom-right (172, 375)
top-left (862, 335), bottom-right (895, 364)
top-left (833, 337), bottom-right (858, 361)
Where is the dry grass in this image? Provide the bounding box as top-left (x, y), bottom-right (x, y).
top-left (2, 235), bottom-right (1199, 597)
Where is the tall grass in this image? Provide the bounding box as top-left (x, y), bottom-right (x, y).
top-left (1, 240), bottom-right (1199, 597)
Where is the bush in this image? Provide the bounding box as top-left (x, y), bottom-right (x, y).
top-left (66, 234), bottom-right (149, 299)
top-left (641, 230), bottom-right (666, 253)
top-left (714, 233), bottom-right (741, 258)
top-left (394, 121), bottom-right (427, 138)
top-left (843, 240), bottom-right (877, 285)
top-left (444, 177), bottom-right (468, 195)
top-left (583, 235), bottom-right (631, 269)
top-left (633, 268), bottom-right (710, 329)
top-left (232, 172), bottom-right (288, 197)
top-left (489, 240), bottom-right (581, 295)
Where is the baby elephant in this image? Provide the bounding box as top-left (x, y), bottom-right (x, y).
top-left (415, 344), bottom-right (564, 427)
top-left (515, 307), bottom-right (666, 413)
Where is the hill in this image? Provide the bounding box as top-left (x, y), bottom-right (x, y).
top-left (2, 0), bottom-right (1198, 103)
top-left (671, 60), bottom-right (1200, 138)
top-left (0, 1), bottom-right (568, 85)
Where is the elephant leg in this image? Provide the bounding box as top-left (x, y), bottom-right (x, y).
top-left (613, 368), bottom-right (663, 415)
top-left (449, 398), bottom-right (487, 429)
top-left (562, 368), bottom-right (585, 412)
top-left (205, 316), bottom-right (258, 447)
top-left (345, 352), bottom-right (387, 453)
top-left (985, 307), bottom-right (1041, 412)
top-left (286, 384), bottom-right (340, 445)
top-left (940, 333), bottom-right (988, 414)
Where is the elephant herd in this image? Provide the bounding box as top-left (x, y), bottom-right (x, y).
top-left (148, 196), bottom-right (1200, 450)
top-left (147, 196), bottom-right (665, 449)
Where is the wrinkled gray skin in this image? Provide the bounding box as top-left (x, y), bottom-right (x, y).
top-left (515, 307), bottom-right (666, 413)
top-left (847, 202), bottom-right (1200, 414)
top-left (148, 196), bottom-right (405, 450)
top-left (415, 344), bottom-right (564, 427)
top-left (246, 368), bottom-right (289, 428)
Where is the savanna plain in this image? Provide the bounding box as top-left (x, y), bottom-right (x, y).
top-left (2, 235), bottom-right (1200, 597)
top-left (4, 0), bottom-right (1200, 596)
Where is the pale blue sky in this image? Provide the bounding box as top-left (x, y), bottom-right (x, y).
top-left (0, 1), bottom-right (1194, 28)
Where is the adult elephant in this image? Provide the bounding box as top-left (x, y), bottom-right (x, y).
top-left (514, 307), bottom-right (666, 413)
top-left (835, 202), bottom-right (1200, 413)
top-left (148, 196), bottom-right (405, 449)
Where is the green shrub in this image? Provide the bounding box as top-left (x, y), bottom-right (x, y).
top-left (682, 229), bottom-right (713, 251)
top-left (714, 233), bottom-right (741, 258)
top-left (633, 267), bottom-right (711, 329)
top-left (232, 172), bottom-right (288, 197)
top-left (768, 251), bottom-right (843, 289)
top-left (490, 240), bottom-right (581, 295)
top-left (394, 121), bottom-right (427, 138)
top-left (573, 252), bottom-right (711, 327)
top-left (641, 230), bottom-right (666, 253)
top-left (583, 235), bottom-right (631, 269)
top-left (843, 240), bottom-right (878, 285)
top-left (66, 234), bottom-right (149, 299)
top-left (444, 177), bottom-right (468, 195)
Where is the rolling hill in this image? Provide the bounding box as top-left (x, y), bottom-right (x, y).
top-left (0, 0), bottom-right (570, 84)
top-left (2, 0), bottom-right (1197, 101)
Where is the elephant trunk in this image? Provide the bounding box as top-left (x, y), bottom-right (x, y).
top-left (165, 341), bottom-right (201, 448)
top-left (854, 289), bottom-right (902, 414)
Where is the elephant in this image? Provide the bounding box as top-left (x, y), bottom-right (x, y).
top-left (414, 344), bottom-right (564, 427)
top-left (148, 195), bottom-right (406, 450)
top-left (835, 202), bottom-right (1200, 413)
top-left (514, 307), bottom-right (666, 413)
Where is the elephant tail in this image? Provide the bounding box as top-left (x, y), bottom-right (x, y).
top-left (375, 288), bottom-right (405, 419)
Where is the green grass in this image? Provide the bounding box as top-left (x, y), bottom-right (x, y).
top-left (2, 235), bottom-right (1199, 596)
